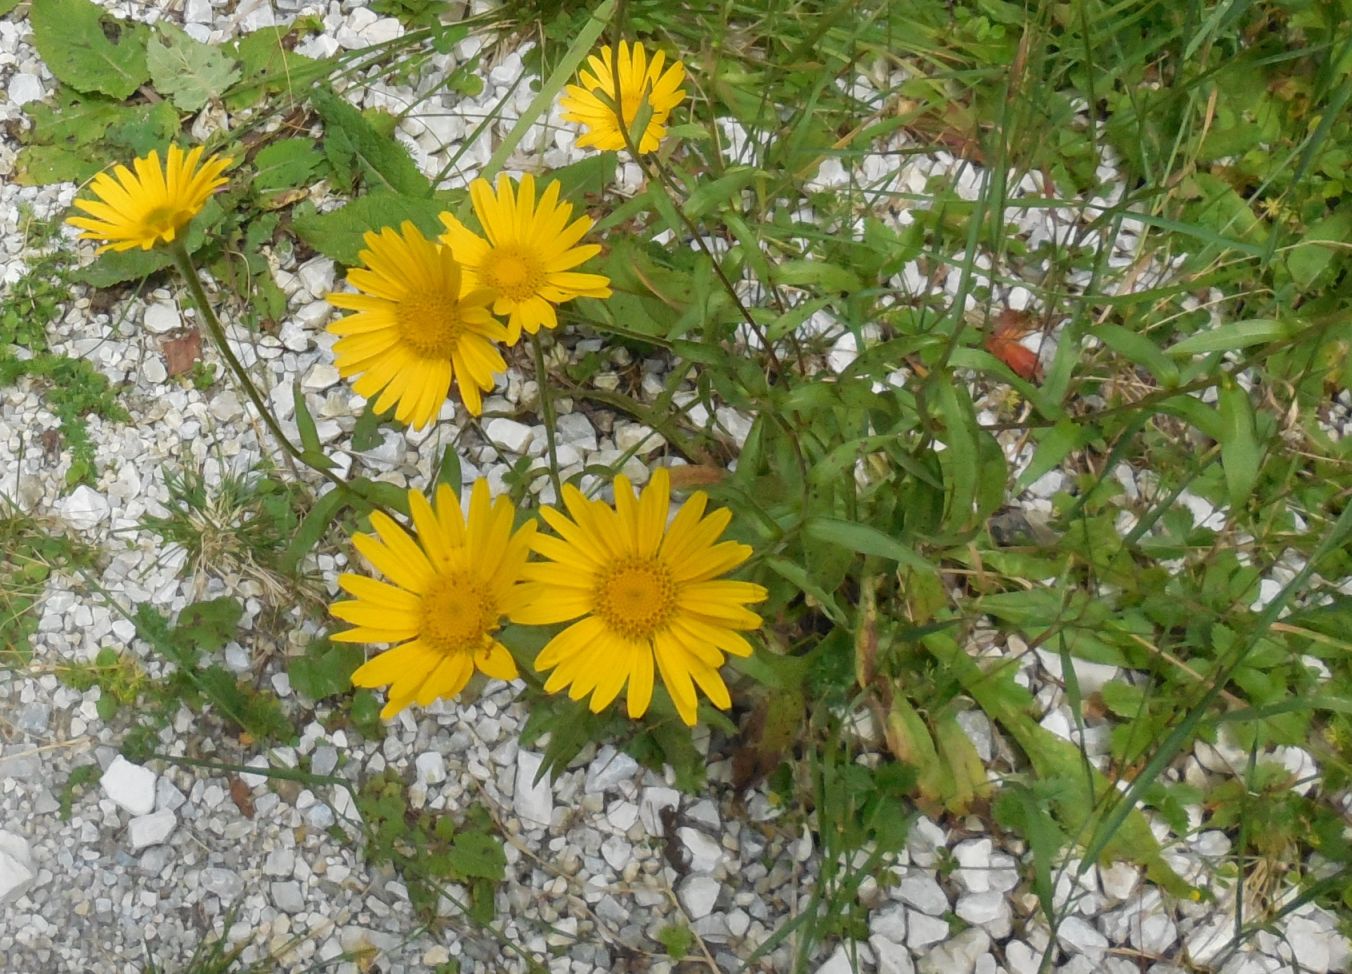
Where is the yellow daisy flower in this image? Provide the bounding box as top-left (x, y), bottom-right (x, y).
top-left (333, 482), bottom-right (538, 719)
top-left (438, 174), bottom-right (612, 344)
top-left (326, 221), bottom-right (507, 427)
top-left (516, 468), bottom-right (768, 726)
top-left (559, 40), bottom-right (688, 153)
top-left (67, 144), bottom-right (231, 253)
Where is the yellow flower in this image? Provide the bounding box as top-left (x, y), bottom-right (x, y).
top-left (326, 221), bottom-right (507, 427)
top-left (67, 144), bottom-right (231, 253)
top-left (332, 482), bottom-right (537, 719)
top-left (438, 174), bottom-right (612, 344)
top-left (559, 40), bottom-right (688, 153)
top-left (516, 468), bottom-right (767, 726)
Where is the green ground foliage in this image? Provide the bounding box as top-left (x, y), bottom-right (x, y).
top-left (11, 0), bottom-right (1352, 965)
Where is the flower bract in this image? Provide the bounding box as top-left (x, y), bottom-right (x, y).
top-left (516, 468), bottom-right (767, 726)
top-left (67, 144), bottom-right (231, 253)
top-left (559, 40), bottom-right (688, 153)
top-left (326, 221), bottom-right (507, 427)
top-left (439, 174), bottom-right (612, 344)
top-left (332, 482), bottom-right (537, 719)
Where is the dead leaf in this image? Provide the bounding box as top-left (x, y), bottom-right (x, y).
top-left (228, 775), bottom-right (255, 818)
top-left (162, 329), bottom-right (202, 378)
top-left (667, 464), bottom-right (727, 490)
top-left (985, 308), bottom-right (1042, 382)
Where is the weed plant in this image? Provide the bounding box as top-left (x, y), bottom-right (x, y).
top-left (8, 0), bottom-right (1352, 969)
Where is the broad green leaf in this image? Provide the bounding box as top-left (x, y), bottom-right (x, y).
top-left (447, 831), bottom-right (507, 881)
top-left (176, 597), bottom-right (243, 653)
top-left (31, 0), bottom-right (151, 99)
top-left (1095, 323), bottom-right (1179, 386)
top-left (292, 192), bottom-right (451, 264)
top-left (1168, 318), bottom-right (1291, 356)
top-left (803, 516), bottom-right (931, 571)
top-left (292, 382), bottom-right (336, 470)
top-left (15, 144), bottom-right (102, 185)
top-left (253, 138), bottom-right (323, 193)
top-left (1285, 209), bottom-right (1352, 289)
top-left (311, 86), bottom-right (430, 197)
top-left (683, 166), bottom-right (758, 220)
top-left (226, 26), bottom-right (328, 110)
top-left (288, 640), bottom-right (362, 701)
top-left (146, 24), bottom-right (241, 111)
top-left (770, 258), bottom-right (862, 293)
top-left (1217, 375), bottom-right (1261, 512)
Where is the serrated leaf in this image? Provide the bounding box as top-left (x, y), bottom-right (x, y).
top-left (15, 143), bottom-right (103, 185)
top-left (146, 25), bottom-right (241, 111)
top-left (226, 26), bottom-right (328, 111)
top-left (447, 831), bottom-right (507, 881)
top-left (292, 192), bottom-right (451, 264)
top-left (288, 640), bottom-right (362, 701)
top-left (253, 138), bottom-right (323, 193)
top-left (104, 101), bottom-right (180, 156)
top-left (176, 597), bottom-right (243, 653)
top-left (31, 0), bottom-right (151, 99)
top-left (311, 86), bottom-right (430, 197)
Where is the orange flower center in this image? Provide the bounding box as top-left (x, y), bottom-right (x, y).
top-left (419, 572), bottom-right (497, 654)
top-left (482, 247), bottom-right (543, 304)
top-left (395, 289), bottom-right (467, 359)
top-left (594, 556), bottom-right (677, 642)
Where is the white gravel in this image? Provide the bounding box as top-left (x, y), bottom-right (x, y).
top-left (1, 1), bottom-right (1349, 973)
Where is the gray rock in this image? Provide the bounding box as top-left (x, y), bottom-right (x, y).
top-left (7, 73), bottom-right (44, 106)
top-left (897, 871), bottom-right (948, 915)
top-left (918, 928), bottom-right (991, 974)
top-left (513, 751), bottom-right (553, 827)
top-left (128, 810), bottom-right (177, 850)
top-left (271, 880), bottom-right (306, 914)
top-left (100, 756), bottom-right (157, 816)
top-left (678, 875), bottom-right (720, 919)
top-left (907, 911), bottom-right (949, 950)
top-left (201, 867), bottom-right (244, 901)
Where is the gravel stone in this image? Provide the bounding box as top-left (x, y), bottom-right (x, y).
top-left (99, 756), bottom-right (157, 816)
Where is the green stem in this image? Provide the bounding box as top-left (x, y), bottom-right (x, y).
top-left (529, 331), bottom-right (565, 502)
top-left (167, 241), bottom-right (390, 515)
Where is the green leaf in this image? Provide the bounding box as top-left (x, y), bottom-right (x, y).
top-left (30, 0), bottom-right (151, 99)
top-left (1217, 374), bottom-right (1261, 512)
top-left (292, 381), bottom-right (336, 470)
top-left (292, 192), bottom-right (451, 265)
top-left (104, 101), bottom-right (180, 156)
top-left (225, 25), bottom-right (328, 111)
top-left (288, 640), bottom-right (363, 701)
top-left (15, 144), bottom-right (103, 185)
top-left (253, 138), bottom-right (323, 193)
top-left (176, 597), bottom-right (243, 653)
top-left (146, 24), bottom-right (241, 111)
top-left (311, 86), bottom-right (431, 197)
top-left (1285, 209), bottom-right (1352, 290)
top-left (1167, 318), bottom-right (1291, 356)
top-left (447, 831), bottom-right (507, 881)
top-left (802, 516), bottom-right (931, 571)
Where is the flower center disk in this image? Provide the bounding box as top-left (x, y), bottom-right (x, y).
top-left (483, 248), bottom-right (542, 303)
top-left (419, 572), bottom-right (497, 654)
top-left (396, 291), bottom-right (467, 359)
top-left (595, 557), bottom-right (678, 642)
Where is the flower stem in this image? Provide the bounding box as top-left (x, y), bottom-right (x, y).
top-left (167, 241), bottom-right (390, 515)
top-left (529, 331), bottom-right (565, 502)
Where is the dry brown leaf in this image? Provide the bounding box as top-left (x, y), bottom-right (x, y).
top-left (162, 329), bottom-right (202, 378)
